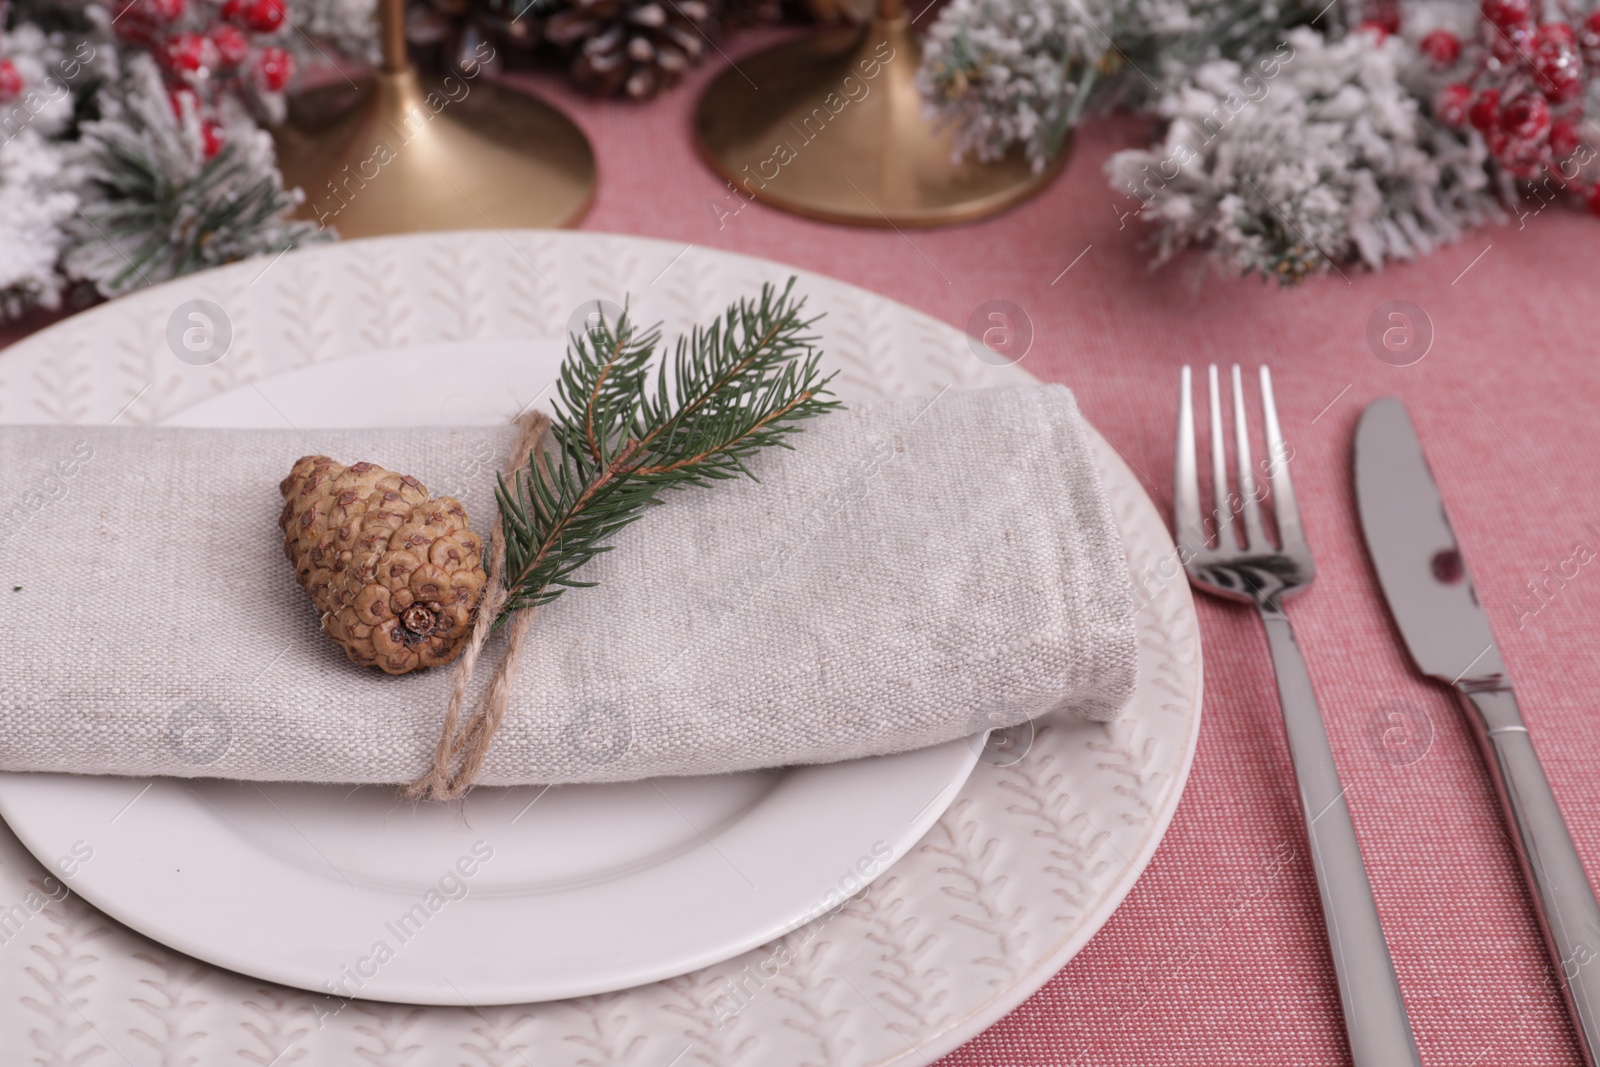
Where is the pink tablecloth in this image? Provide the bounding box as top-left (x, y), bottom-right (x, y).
top-left (9, 34), bottom-right (1600, 1066)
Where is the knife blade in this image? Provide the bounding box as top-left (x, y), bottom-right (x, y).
top-left (1353, 398), bottom-right (1506, 689)
top-left (1355, 397), bottom-right (1600, 1066)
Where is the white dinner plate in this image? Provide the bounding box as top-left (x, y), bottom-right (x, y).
top-left (0, 232), bottom-right (1201, 1064)
top-left (0, 339), bottom-right (984, 1005)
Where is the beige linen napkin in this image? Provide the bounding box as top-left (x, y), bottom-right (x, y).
top-left (0, 385), bottom-right (1136, 786)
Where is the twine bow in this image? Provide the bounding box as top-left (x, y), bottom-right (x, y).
top-left (403, 410), bottom-right (551, 801)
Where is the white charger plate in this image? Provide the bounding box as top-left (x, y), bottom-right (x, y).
top-left (0, 232), bottom-right (1201, 1064)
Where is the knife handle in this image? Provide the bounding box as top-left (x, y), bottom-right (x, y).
top-left (1461, 688), bottom-right (1600, 1067)
top-left (1258, 606), bottom-right (1422, 1067)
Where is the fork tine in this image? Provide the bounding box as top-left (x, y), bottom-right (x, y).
top-left (1259, 366), bottom-right (1305, 550)
top-left (1231, 365), bottom-right (1270, 550)
top-left (1207, 365), bottom-right (1232, 547)
top-left (1174, 366), bottom-right (1205, 557)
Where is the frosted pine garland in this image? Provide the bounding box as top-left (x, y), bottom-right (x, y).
top-left (0, 131), bottom-right (78, 316)
top-left (0, 0), bottom-right (358, 321)
top-left (1104, 27), bottom-right (1500, 283)
top-left (916, 0), bottom-right (1106, 171)
top-left (287, 0), bottom-right (378, 64)
top-left (64, 56), bottom-right (326, 296)
top-left (0, 0), bottom-right (1590, 307)
top-left (918, 0), bottom-right (1310, 170)
top-left (0, 21), bottom-right (90, 314)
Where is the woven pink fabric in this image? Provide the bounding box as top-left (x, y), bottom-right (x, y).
top-left (7, 31), bottom-right (1600, 1065)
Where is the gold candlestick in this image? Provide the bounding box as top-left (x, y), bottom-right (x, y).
top-left (273, 0), bottom-right (596, 237)
top-left (692, 0), bottom-right (1066, 228)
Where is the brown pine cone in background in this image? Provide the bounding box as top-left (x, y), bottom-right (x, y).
top-left (407, 0), bottom-right (793, 97)
top-left (722, 0), bottom-right (782, 27)
top-left (407, 0), bottom-right (547, 74)
top-left (546, 0), bottom-right (719, 99)
top-left (800, 0), bottom-right (872, 23)
top-left (279, 456), bottom-right (488, 676)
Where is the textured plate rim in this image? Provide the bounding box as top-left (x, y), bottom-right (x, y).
top-left (0, 230), bottom-right (1203, 1065)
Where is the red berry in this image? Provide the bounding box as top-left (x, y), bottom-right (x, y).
top-left (1585, 183), bottom-right (1600, 217)
top-left (1550, 117), bottom-right (1582, 159)
top-left (221, 0), bottom-right (245, 18)
top-left (1434, 83), bottom-right (1473, 126)
top-left (167, 85), bottom-right (198, 118)
top-left (1483, 0), bottom-right (1532, 29)
top-left (1500, 93), bottom-right (1551, 139)
top-left (1358, 18), bottom-right (1393, 41)
top-left (1542, 20), bottom-right (1576, 43)
top-left (1358, 0), bottom-right (1401, 34)
top-left (0, 60), bottom-right (21, 100)
top-left (210, 25), bottom-right (251, 66)
top-left (1584, 17), bottom-right (1600, 64)
top-left (1499, 136), bottom-right (1549, 177)
top-left (1469, 88), bottom-right (1501, 132)
top-left (114, 0), bottom-right (185, 23)
top-left (164, 31), bottom-right (220, 75)
top-left (201, 119), bottom-right (224, 159)
top-left (112, 17), bottom-right (153, 45)
top-left (254, 46), bottom-right (293, 91)
top-left (1491, 20), bottom-right (1537, 64)
top-left (110, 0), bottom-right (183, 42)
top-left (1533, 24), bottom-right (1584, 102)
top-left (242, 0), bottom-right (286, 32)
top-left (1420, 29), bottom-right (1462, 66)
top-left (112, 24), bottom-right (143, 45)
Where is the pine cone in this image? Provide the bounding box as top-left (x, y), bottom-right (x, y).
top-left (279, 456), bottom-right (488, 675)
top-left (407, 0), bottom-right (544, 73)
top-left (546, 0), bottom-right (718, 99)
top-left (721, 0), bottom-right (782, 29)
top-left (799, 0), bottom-right (871, 23)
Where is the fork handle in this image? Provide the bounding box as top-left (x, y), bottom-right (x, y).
top-left (1258, 604), bottom-right (1421, 1067)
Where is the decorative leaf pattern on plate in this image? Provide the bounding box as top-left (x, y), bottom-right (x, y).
top-left (0, 232), bottom-right (1201, 1067)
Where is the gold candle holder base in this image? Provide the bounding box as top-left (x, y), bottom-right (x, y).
top-left (692, 15), bottom-right (1067, 229)
top-left (273, 68), bottom-right (597, 237)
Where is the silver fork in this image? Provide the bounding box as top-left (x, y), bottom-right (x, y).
top-left (1175, 365), bottom-right (1420, 1067)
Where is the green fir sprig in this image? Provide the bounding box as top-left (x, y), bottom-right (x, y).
top-left (72, 142), bottom-right (320, 295)
top-left (493, 279), bottom-right (839, 624)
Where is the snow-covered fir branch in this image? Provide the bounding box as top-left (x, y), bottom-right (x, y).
top-left (1104, 27), bottom-right (1500, 284)
top-left (0, 0), bottom-right (364, 320)
top-left (0, 19), bottom-right (97, 313)
top-left (64, 56), bottom-right (327, 295)
top-left (917, 0), bottom-right (1314, 171)
top-left (287, 0), bottom-right (378, 67)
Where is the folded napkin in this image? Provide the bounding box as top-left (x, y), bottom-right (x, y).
top-left (0, 385), bottom-right (1136, 787)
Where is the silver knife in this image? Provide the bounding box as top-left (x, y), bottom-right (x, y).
top-left (1356, 397), bottom-right (1600, 1065)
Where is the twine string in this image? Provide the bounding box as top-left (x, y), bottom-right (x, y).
top-left (403, 410), bottom-right (550, 802)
